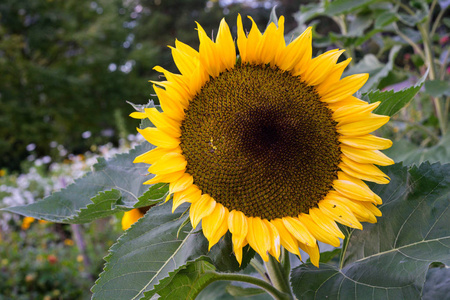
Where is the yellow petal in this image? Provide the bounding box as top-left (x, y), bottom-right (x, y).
top-left (143, 170), bottom-right (184, 185)
top-left (170, 40), bottom-right (198, 77)
top-left (137, 127), bottom-right (180, 149)
top-left (270, 219), bottom-right (301, 256)
top-left (256, 17), bottom-right (285, 65)
top-left (147, 152), bottom-right (187, 175)
top-left (276, 27), bottom-right (312, 71)
top-left (153, 85), bottom-right (185, 121)
top-left (356, 200), bottom-right (382, 217)
top-left (169, 173), bottom-right (193, 194)
top-left (319, 73), bottom-right (369, 103)
top-left (246, 217), bottom-right (271, 261)
top-left (337, 114), bottom-right (390, 136)
top-left (236, 14), bottom-right (248, 62)
top-left (202, 204), bottom-right (229, 250)
top-left (228, 210), bottom-right (248, 249)
top-left (121, 209), bottom-right (144, 230)
top-left (129, 112), bottom-right (147, 119)
top-left (319, 197), bottom-right (363, 229)
top-left (315, 58), bottom-right (352, 91)
top-left (216, 18), bottom-right (236, 70)
top-left (339, 134), bottom-right (393, 150)
top-left (197, 22), bottom-right (223, 77)
top-left (144, 108), bottom-right (181, 136)
top-left (339, 159), bottom-right (390, 184)
top-left (245, 16), bottom-right (263, 64)
top-left (333, 102), bottom-right (380, 124)
top-left (190, 194), bottom-right (216, 228)
top-left (333, 172), bottom-right (382, 203)
top-left (327, 191), bottom-right (377, 223)
top-left (282, 217), bottom-right (316, 246)
top-left (172, 184), bottom-right (202, 212)
top-left (308, 207), bottom-right (344, 239)
top-left (299, 243), bottom-right (320, 267)
top-left (341, 145), bottom-right (394, 166)
top-left (298, 49), bottom-right (345, 86)
top-left (263, 219), bottom-right (281, 261)
top-left (299, 214), bottom-right (341, 247)
top-left (133, 147), bottom-right (181, 164)
top-left (153, 66), bottom-right (192, 98)
top-left (326, 96), bottom-right (368, 111)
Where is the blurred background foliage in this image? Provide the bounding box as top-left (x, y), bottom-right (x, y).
top-left (0, 0), bottom-right (306, 172)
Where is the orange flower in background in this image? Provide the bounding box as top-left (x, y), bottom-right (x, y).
top-left (21, 216), bottom-right (35, 230)
top-left (122, 208), bottom-right (145, 230)
top-left (132, 16), bottom-right (394, 266)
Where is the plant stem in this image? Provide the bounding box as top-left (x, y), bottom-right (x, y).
top-left (250, 258), bottom-right (270, 282)
top-left (207, 272), bottom-right (292, 300)
top-left (265, 251), bottom-right (292, 296)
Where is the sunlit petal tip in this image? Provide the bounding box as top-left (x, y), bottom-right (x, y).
top-left (190, 194), bottom-right (216, 229)
top-left (247, 217), bottom-right (271, 261)
top-left (129, 112), bottom-right (147, 119)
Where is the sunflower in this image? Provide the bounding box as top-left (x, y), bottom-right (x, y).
top-left (131, 16), bottom-right (394, 267)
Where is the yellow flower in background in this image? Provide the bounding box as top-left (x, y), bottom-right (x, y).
top-left (132, 16), bottom-right (394, 266)
top-left (21, 216), bottom-right (35, 230)
top-left (122, 208), bottom-right (145, 230)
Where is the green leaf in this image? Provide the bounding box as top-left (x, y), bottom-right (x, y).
top-left (318, 248), bottom-right (341, 264)
top-left (422, 266), bottom-right (450, 300)
top-left (148, 258), bottom-right (217, 300)
top-left (385, 134), bottom-right (450, 166)
top-left (374, 11), bottom-right (398, 28)
top-left (345, 45), bottom-right (401, 93)
top-left (197, 281), bottom-right (272, 300)
top-left (324, 0), bottom-right (377, 16)
top-left (364, 70), bottom-right (428, 116)
top-left (291, 162), bottom-right (450, 299)
top-left (396, 2), bottom-right (428, 26)
top-left (267, 6), bottom-right (278, 28)
top-left (92, 201), bottom-right (253, 299)
top-left (92, 202), bottom-right (202, 299)
top-left (425, 80), bottom-right (450, 97)
top-left (1, 143), bottom-right (163, 223)
top-left (226, 284), bottom-right (266, 297)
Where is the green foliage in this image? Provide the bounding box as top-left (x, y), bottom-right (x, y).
top-left (1, 143), bottom-right (165, 222)
top-left (290, 162), bottom-right (450, 299)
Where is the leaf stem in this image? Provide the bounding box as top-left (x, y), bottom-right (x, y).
top-left (250, 258), bottom-right (270, 282)
top-left (265, 250), bottom-right (292, 296)
top-left (207, 271), bottom-right (292, 300)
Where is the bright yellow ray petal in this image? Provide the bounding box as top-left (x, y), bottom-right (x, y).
top-left (143, 170), bottom-right (184, 185)
top-left (299, 214), bottom-right (341, 247)
top-left (339, 162), bottom-right (390, 184)
top-left (129, 112), bottom-right (147, 119)
top-left (144, 108), bottom-right (181, 136)
top-left (316, 58), bottom-right (352, 91)
top-left (326, 96), bottom-right (368, 111)
top-left (282, 217), bottom-right (316, 246)
top-left (153, 66), bottom-right (192, 97)
top-left (327, 191), bottom-right (377, 223)
top-left (276, 27), bottom-right (312, 71)
top-left (270, 219), bottom-right (301, 256)
top-left (263, 219), bottom-right (281, 261)
top-left (197, 22), bottom-right (223, 77)
top-left (299, 243), bottom-right (320, 267)
top-left (172, 184), bottom-right (202, 212)
top-left (356, 200), bottom-right (382, 217)
top-left (256, 17), bottom-right (285, 65)
top-left (216, 18), bottom-right (236, 70)
top-left (147, 152), bottom-right (187, 175)
top-left (228, 211), bottom-right (249, 265)
top-left (333, 171), bottom-right (382, 203)
top-left (245, 16), bottom-right (263, 64)
top-left (297, 49), bottom-right (345, 86)
top-left (153, 85), bottom-right (185, 121)
top-left (319, 198), bottom-right (363, 229)
top-left (246, 217), bottom-right (271, 261)
top-left (341, 145), bottom-right (395, 166)
top-left (308, 207), bottom-right (344, 239)
top-left (333, 102), bottom-right (380, 124)
top-left (236, 14), bottom-right (248, 62)
top-left (190, 194), bottom-right (216, 228)
top-left (133, 146), bottom-right (181, 164)
top-left (339, 134), bottom-right (393, 150)
top-left (137, 127), bottom-right (180, 149)
top-left (170, 42), bottom-right (198, 77)
top-left (337, 114), bottom-right (390, 136)
top-left (169, 173), bottom-right (193, 194)
top-left (122, 209), bottom-right (144, 230)
top-left (319, 73), bottom-right (369, 103)
top-left (202, 204), bottom-right (229, 250)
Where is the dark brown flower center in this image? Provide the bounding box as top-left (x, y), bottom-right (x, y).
top-left (180, 64), bottom-right (341, 220)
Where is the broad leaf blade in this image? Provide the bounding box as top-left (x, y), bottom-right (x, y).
top-left (291, 162), bottom-right (450, 299)
top-left (1, 143), bottom-right (162, 223)
top-left (364, 70), bottom-right (428, 116)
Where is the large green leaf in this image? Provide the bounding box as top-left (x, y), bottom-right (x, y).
top-left (1, 143), bottom-right (166, 223)
top-left (324, 0), bottom-right (377, 16)
top-left (291, 162), bottom-right (450, 299)
top-left (424, 80), bottom-right (450, 97)
top-left (364, 70), bottom-right (428, 116)
top-left (92, 201), bottom-right (253, 299)
top-left (385, 134), bottom-right (450, 166)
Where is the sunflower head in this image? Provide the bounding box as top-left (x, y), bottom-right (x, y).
top-left (132, 15), bottom-right (394, 266)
